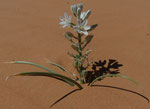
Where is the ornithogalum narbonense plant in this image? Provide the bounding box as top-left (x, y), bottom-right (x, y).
top-left (7, 3), bottom-right (138, 90)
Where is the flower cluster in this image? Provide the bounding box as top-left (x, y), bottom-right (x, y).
top-left (60, 3), bottom-right (97, 35)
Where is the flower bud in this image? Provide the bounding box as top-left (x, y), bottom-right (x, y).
top-left (83, 10), bottom-right (91, 20)
top-left (71, 3), bottom-right (83, 18)
top-left (88, 24), bottom-right (98, 31)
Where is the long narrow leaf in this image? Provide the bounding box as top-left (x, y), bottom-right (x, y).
top-left (82, 34), bottom-right (93, 50)
top-left (47, 60), bottom-right (73, 75)
top-left (6, 61), bottom-right (75, 86)
top-left (12, 72), bottom-right (83, 89)
top-left (6, 61), bottom-right (57, 74)
top-left (89, 74), bottom-right (139, 87)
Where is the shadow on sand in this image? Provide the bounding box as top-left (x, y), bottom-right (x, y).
top-left (50, 59), bottom-right (149, 108)
top-left (50, 88), bottom-right (81, 108)
top-left (92, 85), bottom-right (149, 103)
top-left (50, 85), bottom-right (149, 108)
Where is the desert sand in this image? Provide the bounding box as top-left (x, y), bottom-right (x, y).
top-left (0, 0), bottom-right (150, 109)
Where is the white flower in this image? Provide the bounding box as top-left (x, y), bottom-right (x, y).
top-left (80, 10), bottom-right (91, 21)
top-left (60, 13), bottom-right (72, 28)
top-left (74, 20), bottom-right (91, 35)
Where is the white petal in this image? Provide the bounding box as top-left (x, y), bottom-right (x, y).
top-left (84, 26), bottom-right (91, 30)
top-left (84, 10), bottom-right (91, 20)
top-left (62, 25), bottom-right (67, 28)
top-left (82, 31), bottom-right (88, 35)
top-left (59, 22), bottom-right (66, 25)
top-left (82, 20), bottom-right (88, 26)
top-left (84, 20), bottom-right (88, 26)
top-left (80, 12), bottom-right (86, 20)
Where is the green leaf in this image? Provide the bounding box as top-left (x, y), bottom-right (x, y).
top-left (64, 32), bottom-right (73, 42)
top-left (81, 70), bottom-right (86, 76)
top-left (89, 74), bottom-right (139, 87)
top-left (82, 34), bottom-right (93, 50)
top-left (71, 43), bottom-right (81, 53)
top-left (11, 72), bottom-right (83, 89)
top-left (85, 34), bottom-right (93, 44)
top-left (83, 49), bottom-right (92, 59)
top-left (88, 24), bottom-right (98, 31)
top-left (74, 60), bottom-right (79, 68)
top-left (83, 10), bottom-right (91, 20)
top-left (47, 60), bottom-right (73, 76)
top-left (6, 61), bottom-right (74, 86)
top-left (7, 61), bottom-right (57, 74)
top-left (85, 60), bottom-right (93, 69)
top-left (67, 52), bottom-right (76, 58)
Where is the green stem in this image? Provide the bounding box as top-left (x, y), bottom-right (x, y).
top-left (77, 33), bottom-right (85, 84)
top-left (78, 33), bottom-right (82, 56)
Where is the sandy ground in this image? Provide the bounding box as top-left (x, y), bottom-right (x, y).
top-left (0, 0), bottom-right (150, 109)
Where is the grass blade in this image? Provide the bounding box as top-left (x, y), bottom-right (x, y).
top-left (11, 72), bottom-right (83, 89)
top-left (89, 74), bottom-right (139, 87)
top-left (6, 61), bottom-right (58, 74)
top-left (6, 61), bottom-right (75, 86)
top-left (47, 60), bottom-right (73, 75)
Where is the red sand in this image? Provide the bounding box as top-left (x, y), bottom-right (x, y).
top-left (0, 0), bottom-right (150, 109)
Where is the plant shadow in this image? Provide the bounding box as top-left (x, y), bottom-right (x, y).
top-left (50, 88), bottom-right (81, 108)
top-left (50, 59), bottom-right (149, 108)
top-left (50, 85), bottom-right (149, 108)
top-left (92, 84), bottom-right (149, 103)
top-left (86, 59), bottom-right (123, 83)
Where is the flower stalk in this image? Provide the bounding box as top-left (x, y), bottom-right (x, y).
top-left (77, 32), bottom-right (84, 83)
top-left (60, 3), bottom-right (98, 84)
